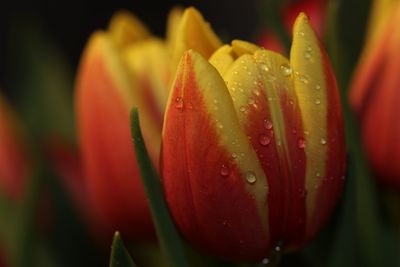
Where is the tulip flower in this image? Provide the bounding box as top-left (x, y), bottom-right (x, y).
top-left (162, 13), bottom-right (345, 261)
top-left (75, 7), bottom-right (221, 240)
top-left (0, 94), bottom-right (30, 201)
top-left (350, 1), bottom-right (400, 185)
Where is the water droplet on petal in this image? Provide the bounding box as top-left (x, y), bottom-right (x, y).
top-left (304, 51), bottom-right (312, 60)
top-left (315, 84), bottom-right (321, 90)
top-left (299, 75), bottom-right (309, 84)
top-left (260, 63), bottom-right (269, 72)
top-left (232, 153), bottom-right (238, 159)
top-left (264, 119), bottom-right (273, 129)
top-left (220, 165), bottom-right (230, 176)
top-left (320, 138), bottom-right (327, 145)
top-left (298, 138), bottom-right (306, 149)
top-left (248, 98), bottom-right (255, 105)
top-left (275, 246), bottom-right (281, 252)
top-left (259, 134), bottom-right (271, 146)
top-left (280, 63), bottom-right (292, 77)
top-left (239, 106), bottom-right (246, 113)
top-left (245, 171), bottom-right (257, 184)
top-left (315, 98), bottom-right (321, 105)
top-left (175, 97), bottom-right (184, 111)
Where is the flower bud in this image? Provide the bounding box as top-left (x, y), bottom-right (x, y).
top-left (162, 13), bottom-right (345, 261)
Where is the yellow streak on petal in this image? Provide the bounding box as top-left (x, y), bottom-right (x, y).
top-left (166, 6), bottom-right (184, 51)
top-left (108, 11), bottom-right (150, 49)
top-left (366, 0), bottom-right (399, 43)
top-left (290, 13), bottom-right (327, 230)
top-left (169, 7), bottom-right (222, 73)
top-left (123, 38), bottom-right (169, 114)
top-left (253, 50), bottom-right (295, 170)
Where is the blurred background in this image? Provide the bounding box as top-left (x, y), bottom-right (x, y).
top-left (0, 0), bottom-right (259, 95)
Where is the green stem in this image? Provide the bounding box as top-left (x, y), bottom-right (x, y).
top-left (130, 108), bottom-right (189, 267)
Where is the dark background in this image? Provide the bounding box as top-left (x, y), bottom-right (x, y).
top-left (0, 0), bottom-right (259, 93)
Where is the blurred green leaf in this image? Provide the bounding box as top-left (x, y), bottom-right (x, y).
top-left (110, 232), bottom-right (137, 267)
top-left (130, 108), bottom-right (188, 267)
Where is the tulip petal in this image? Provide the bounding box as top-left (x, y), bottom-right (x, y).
top-left (166, 6), bottom-right (184, 50)
top-left (209, 45), bottom-right (235, 76)
top-left (291, 13), bottom-right (345, 238)
top-left (221, 48), bottom-right (307, 247)
top-left (169, 7), bottom-right (222, 73)
top-left (108, 10), bottom-right (150, 49)
top-left (231, 40), bottom-right (259, 56)
top-left (162, 50), bottom-right (270, 260)
top-left (123, 38), bottom-right (169, 131)
top-left (75, 32), bottom-right (154, 240)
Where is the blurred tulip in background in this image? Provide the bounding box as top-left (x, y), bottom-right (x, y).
top-left (350, 0), bottom-right (400, 186)
top-left (75, 7), bottom-right (221, 241)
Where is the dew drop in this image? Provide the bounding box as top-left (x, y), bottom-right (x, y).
top-left (239, 106), bottom-right (246, 113)
top-left (252, 89), bottom-right (260, 96)
top-left (280, 63), bottom-right (292, 76)
top-left (231, 153), bottom-right (238, 159)
top-left (298, 138), bottom-right (306, 149)
top-left (245, 171), bottom-right (257, 184)
top-left (259, 134), bottom-right (271, 146)
top-left (298, 75), bottom-right (309, 84)
top-left (264, 119), bottom-right (273, 130)
top-left (315, 98), bottom-right (321, 105)
top-left (315, 84), bottom-right (321, 90)
top-left (248, 98), bottom-right (255, 105)
top-left (304, 51), bottom-right (312, 60)
top-left (320, 138), bottom-right (327, 145)
top-left (262, 258), bottom-right (270, 265)
top-left (175, 97), bottom-right (184, 111)
top-left (260, 63), bottom-right (269, 72)
top-left (220, 165), bottom-right (230, 176)
top-left (297, 31), bottom-right (305, 37)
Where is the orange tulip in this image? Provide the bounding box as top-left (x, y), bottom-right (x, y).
top-left (162, 14), bottom-right (345, 261)
top-left (75, 7), bottom-right (221, 240)
top-left (350, 0), bottom-right (400, 185)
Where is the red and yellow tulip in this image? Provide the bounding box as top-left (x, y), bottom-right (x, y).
top-left (75, 7), bottom-right (221, 240)
top-left (350, 0), bottom-right (400, 186)
top-left (0, 94), bottom-right (30, 201)
top-left (162, 13), bottom-right (345, 261)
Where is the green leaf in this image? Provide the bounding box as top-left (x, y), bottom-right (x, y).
top-left (130, 108), bottom-right (189, 267)
top-left (110, 232), bottom-right (137, 267)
